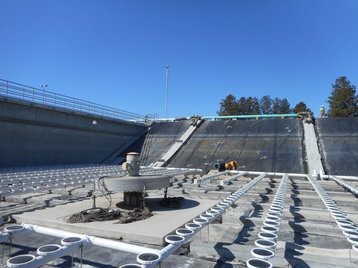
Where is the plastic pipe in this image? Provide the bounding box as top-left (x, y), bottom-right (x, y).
top-left (22, 224), bottom-right (159, 255)
top-left (219, 171), bottom-right (248, 186)
top-left (7, 238), bottom-right (87, 268)
top-left (194, 171), bottom-right (229, 185)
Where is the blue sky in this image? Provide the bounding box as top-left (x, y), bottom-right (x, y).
top-left (1, 1), bottom-right (357, 118)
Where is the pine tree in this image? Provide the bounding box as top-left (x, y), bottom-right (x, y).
top-left (217, 94), bottom-right (238, 115)
top-left (328, 76), bottom-right (357, 117)
top-left (294, 101), bottom-right (313, 116)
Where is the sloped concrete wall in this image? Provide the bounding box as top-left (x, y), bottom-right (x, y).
top-left (167, 119), bottom-right (305, 173)
top-left (0, 99), bottom-right (146, 167)
top-left (316, 117), bottom-right (358, 176)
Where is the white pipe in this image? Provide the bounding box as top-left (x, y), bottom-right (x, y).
top-left (194, 171), bottom-right (229, 185)
top-left (330, 176), bottom-right (358, 195)
top-left (321, 174), bottom-right (358, 181)
top-left (0, 225), bottom-right (31, 243)
top-left (246, 170), bottom-right (308, 178)
top-left (0, 232), bottom-right (10, 243)
top-left (7, 239), bottom-right (87, 268)
top-left (22, 224), bottom-right (159, 255)
top-left (219, 171), bottom-right (248, 186)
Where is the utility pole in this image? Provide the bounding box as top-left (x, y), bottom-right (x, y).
top-left (165, 65), bottom-right (169, 120)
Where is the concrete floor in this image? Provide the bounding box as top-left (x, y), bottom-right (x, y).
top-left (1, 172), bottom-right (358, 267)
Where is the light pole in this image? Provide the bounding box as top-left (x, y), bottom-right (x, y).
top-left (165, 65), bottom-right (169, 120)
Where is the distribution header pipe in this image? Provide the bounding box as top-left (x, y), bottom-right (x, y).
top-left (194, 171), bottom-right (230, 185)
top-left (219, 171), bottom-right (248, 186)
top-left (22, 224), bottom-right (159, 255)
top-left (7, 238), bottom-right (88, 268)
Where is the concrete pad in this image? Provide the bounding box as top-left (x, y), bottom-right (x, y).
top-left (13, 192), bottom-right (217, 245)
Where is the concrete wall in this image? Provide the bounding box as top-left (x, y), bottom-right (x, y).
top-left (167, 119), bottom-right (305, 173)
top-left (0, 98), bottom-right (147, 167)
top-left (316, 117), bottom-right (358, 175)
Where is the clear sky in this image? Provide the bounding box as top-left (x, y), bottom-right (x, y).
top-left (1, 1), bottom-right (357, 118)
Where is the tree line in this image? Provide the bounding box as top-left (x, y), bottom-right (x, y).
top-left (218, 95), bottom-right (312, 116)
top-left (218, 76), bottom-right (357, 117)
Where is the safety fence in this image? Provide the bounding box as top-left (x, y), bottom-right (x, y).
top-left (0, 79), bottom-right (146, 123)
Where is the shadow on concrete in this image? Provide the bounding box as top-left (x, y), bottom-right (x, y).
top-left (284, 217), bottom-right (311, 267)
top-left (146, 197), bottom-right (200, 211)
top-left (250, 202), bottom-right (263, 218)
top-left (265, 187), bottom-right (273, 194)
top-left (59, 256), bottom-right (118, 268)
top-left (259, 193), bottom-right (269, 203)
top-left (291, 193), bottom-right (303, 206)
top-left (289, 206), bottom-right (306, 222)
top-left (213, 242), bottom-right (236, 268)
top-left (284, 242), bottom-right (310, 268)
top-left (232, 217), bottom-right (256, 245)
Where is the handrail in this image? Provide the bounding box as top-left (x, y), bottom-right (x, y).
top-left (0, 79), bottom-right (146, 122)
top-left (203, 114), bottom-right (299, 120)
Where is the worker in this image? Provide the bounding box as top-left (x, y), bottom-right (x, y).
top-left (320, 105), bottom-right (326, 118)
top-left (214, 160), bottom-right (238, 171)
top-left (224, 160), bottom-right (238, 170)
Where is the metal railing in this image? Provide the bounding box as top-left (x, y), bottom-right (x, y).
top-left (0, 79), bottom-right (146, 122)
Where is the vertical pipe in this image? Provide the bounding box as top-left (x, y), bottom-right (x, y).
top-left (165, 65), bottom-right (169, 120)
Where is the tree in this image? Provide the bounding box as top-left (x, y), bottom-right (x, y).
top-left (260, 95), bottom-right (273, 114)
top-left (272, 97), bottom-right (281, 114)
top-left (328, 76), bottom-right (357, 117)
top-left (236, 97), bottom-right (247, 115)
top-left (246, 97), bottom-right (260, 114)
top-left (293, 101), bottom-right (313, 116)
top-left (272, 97), bottom-right (292, 114)
top-left (279, 98), bottom-right (291, 114)
top-left (218, 94), bottom-right (238, 115)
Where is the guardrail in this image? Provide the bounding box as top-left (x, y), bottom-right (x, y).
top-left (0, 79), bottom-right (146, 123)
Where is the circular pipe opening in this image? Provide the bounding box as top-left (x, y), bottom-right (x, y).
top-left (341, 225), bottom-right (357, 233)
top-left (37, 244), bottom-right (61, 256)
top-left (246, 258), bottom-right (272, 268)
top-left (176, 228), bottom-right (194, 237)
top-left (258, 232), bottom-right (278, 241)
top-left (255, 239), bottom-right (277, 249)
top-left (265, 215), bottom-right (280, 222)
top-left (263, 220), bottom-right (279, 228)
top-left (271, 202), bottom-right (283, 207)
top-left (7, 254), bottom-right (36, 266)
top-left (353, 245), bottom-right (358, 252)
top-left (165, 235), bottom-right (185, 245)
top-left (267, 212), bottom-right (281, 218)
top-left (137, 252), bottom-right (160, 265)
top-left (268, 208), bottom-right (281, 214)
top-left (333, 215), bottom-right (347, 221)
top-left (185, 223), bottom-right (201, 230)
top-left (200, 214), bottom-right (214, 220)
top-left (343, 230), bottom-right (358, 238)
top-left (206, 210), bottom-right (219, 216)
top-left (348, 236), bottom-right (358, 245)
top-left (61, 236), bottom-right (82, 246)
top-left (217, 203), bottom-right (228, 209)
top-left (5, 225), bottom-right (24, 233)
top-left (211, 207), bottom-right (223, 214)
top-left (260, 226), bottom-right (279, 234)
top-left (251, 248), bottom-right (275, 260)
top-left (193, 218), bottom-right (208, 225)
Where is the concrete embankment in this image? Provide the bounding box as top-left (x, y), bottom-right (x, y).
top-left (0, 98), bottom-right (146, 167)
